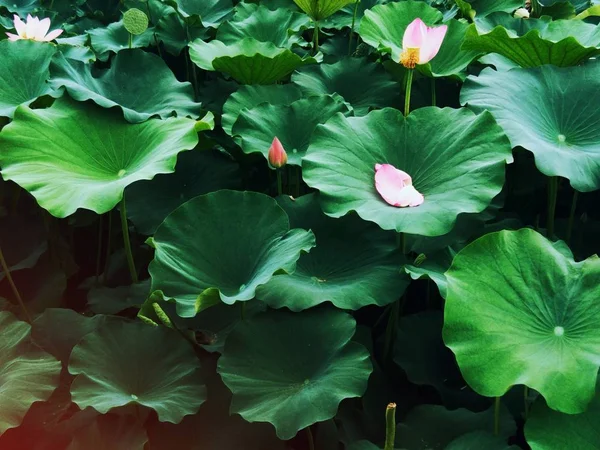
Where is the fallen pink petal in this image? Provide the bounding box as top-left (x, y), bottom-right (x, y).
top-left (400, 18), bottom-right (447, 68)
top-left (374, 163), bottom-right (424, 207)
top-left (6, 14), bottom-right (63, 42)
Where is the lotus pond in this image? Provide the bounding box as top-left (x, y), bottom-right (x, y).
top-left (1, 0), bottom-right (600, 449)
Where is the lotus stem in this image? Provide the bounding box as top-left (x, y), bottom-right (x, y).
top-left (494, 397), bottom-right (500, 436)
top-left (546, 177), bottom-right (558, 239)
top-left (295, 167), bottom-right (301, 197)
top-left (531, 0), bottom-right (542, 17)
top-left (307, 426), bottom-right (315, 450)
top-left (384, 403), bottom-right (397, 450)
top-left (119, 197), bottom-right (138, 284)
top-left (383, 299), bottom-right (400, 361)
top-left (523, 386), bottom-right (529, 420)
top-left (95, 214), bottom-right (103, 285)
top-left (128, 33), bottom-right (133, 49)
top-left (431, 78), bottom-right (436, 106)
top-left (103, 211), bottom-right (113, 282)
top-left (312, 21), bottom-right (320, 54)
top-left (240, 302), bottom-right (246, 321)
top-left (0, 243), bottom-right (32, 323)
top-left (348, 0), bottom-right (361, 55)
top-left (276, 170), bottom-right (283, 196)
top-left (186, 25), bottom-right (198, 100)
top-left (404, 69), bottom-right (414, 117)
top-left (566, 190), bottom-right (579, 244)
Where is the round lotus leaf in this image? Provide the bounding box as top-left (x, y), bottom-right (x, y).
top-left (87, 280), bottom-right (151, 315)
top-left (0, 311), bottom-right (61, 434)
top-left (49, 50), bottom-right (202, 123)
top-left (189, 37), bottom-right (317, 85)
top-left (257, 194), bottom-right (409, 311)
top-left (222, 84), bottom-right (302, 136)
top-left (461, 63), bottom-right (600, 192)
top-left (462, 14), bottom-right (600, 68)
top-left (445, 431), bottom-right (520, 450)
top-left (232, 94), bottom-right (349, 166)
top-left (0, 0), bottom-right (40, 15)
top-left (149, 190), bottom-right (315, 317)
top-left (359, 2), bottom-right (481, 78)
top-left (217, 308), bottom-right (372, 439)
top-left (0, 98), bottom-right (201, 218)
top-left (456, 0), bottom-right (523, 19)
top-left (123, 8), bottom-right (149, 35)
top-left (302, 107), bottom-right (512, 236)
top-left (291, 57), bottom-right (399, 115)
top-left (125, 149), bottom-right (241, 235)
top-left (443, 228), bottom-right (600, 414)
top-left (525, 393), bottom-right (600, 450)
top-left (171, 0), bottom-right (234, 27)
top-left (217, 3), bottom-right (309, 48)
top-left (69, 319), bottom-right (206, 423)
top-left (0, 40), bottom-right (59, 118)
top-left (88, 20), bottom-right (154, 62)
top-left (293, 0), bottom-right (357, 21)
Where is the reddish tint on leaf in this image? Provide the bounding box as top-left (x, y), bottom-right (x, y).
top-left (374, 163), bottom-right (424, 207)
top-left (268, 137), bottom-right (288, 168)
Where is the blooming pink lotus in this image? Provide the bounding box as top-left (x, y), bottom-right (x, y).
top-left (374, 163), bottom-right (424, 208)
top-left (6, 15), bottom-right (64, 42)
top-left (268, 137), bottom-right (288, 168)
top-left (399, 18), bottom-right (447, 69)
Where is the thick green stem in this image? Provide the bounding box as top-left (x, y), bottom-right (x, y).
top-left (276, 170), bottom-right (283, 196)
top-left (494, 397), bottom-right (501, 436)
top-left (306, 426), bottom-right (315, 450)
top-left (312, 21), bottom-right (320, 54)
top-left (95, 214), bottom-right (103, 284)
top-left (547, 177), bottom-right (558, 239)
top-left (295, 167), bottom-right (301, 198)
top-left (383, 299), bottom-right (400, 361)
top-left (128, 33), bottom-right (133, 49)
top-left (404, 69), bottom-right (414, 117)
top-left (431, 78), bottom-right (436, 106)
top-left (120, 197), bottom-right (138, 284)
top-left (103, 211), bottom-right (113, 282)
top-left (0, 243), bottom-right (32, 323)
top-left (566, 190), bottom-right (579, 244)
top-left (348, 0), bottom-right (361, 55)
top-left (384, 403), bottom-right (397, 450)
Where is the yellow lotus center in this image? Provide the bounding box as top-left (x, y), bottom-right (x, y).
top-left (400, 48), bottom-right (420, 69)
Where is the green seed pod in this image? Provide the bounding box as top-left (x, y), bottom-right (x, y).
top-left (123, 8), bottom-right (149, 36)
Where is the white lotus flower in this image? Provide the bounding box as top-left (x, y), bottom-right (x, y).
top-left (6, 14), bottom-right (63, 42)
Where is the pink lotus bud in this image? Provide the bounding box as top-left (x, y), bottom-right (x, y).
top-left (399, 18), bottom-right (447, 69)
top-left (374, 163), bottom-right (424, 207)
top-left (268, 137), bottom-right (287, 169)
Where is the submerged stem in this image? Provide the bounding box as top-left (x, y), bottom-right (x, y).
top-left (120, 197), bottom-right (138, 284)
top-left (383, 299), bottom-right (400, 361)
top-left (546, 177), bottom-right (558, 239)
top-left (566, 190), bottom-right (579, 245)
top-left (431, 78), bottom-right (436, 106)
top-left (276, 170), bottom-right (283, 196)
top-left (494, 397), bottom-right (501, 436)
top-left (0, 243), bottom-right (32, 323)
top-left (348, 0), bottom-right (361, 55)
top-left (404, 69), bottom-right (414, 117)
top-left (384, 403), bottom-right (397, 450)
top-left (95, 214), bottom-right (103, 284)
top-left (307, 426), bottom-right (315, 450)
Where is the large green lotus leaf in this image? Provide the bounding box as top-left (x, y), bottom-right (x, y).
top-left (394, 311), bottom-right (488, 410)
top-left (66, 414), bottom-right (148, 450)
top-left (168, 0), bottom-right (234, 27)
top-left (445, 431), bottom-right (519, 450)
top-left (323, 0), bottom-right (383, 30)
top-left (69, 319), bottom-right (206, 423)
top-left (88, 20), bottom-right (154, 61)
top-left (456, 0), bottom-right (523, 19)
top-left (87, 280), bottom-right (151, 315)
top-left (125, 149), bottom-right (241, 235)
top-left (443, 228), bottom-right (600, 414)
top-left (222, 84), bottom-right (302, 136)
top-left (397, 404), bottom-right (515, 449)
top-left (293, 0), bottom-right (357, 20)
top-left (291, 57), bottom-right (399, 115)
top-left (302, 107), bottom-right (512, 236)
top-left (0, 40), bottom-right (58, 118)
top-left (232, 94), bottom-right (349, 166)
top-left (0, 0), bottom-right (40, 15)
top-left (49, 50), bottom-right (202, 123)
top-left (0, 311), bottom-right (61, 434)
top-left (189, 37), bottom-right (317, 84)
top-left (149, 190), bottom-right (315, 317)
top-left (461, 63), bottom-right (600, 192)
top-left (0, 98), bottom-right (201, 218)
top-left (155, 10), bottom-right (209, 56)
top-left (257, 194), bottom-right (408, 311)
top-left (462, 14), bottom-right (600, 67)
top-left (217, 3), bottom-right (309, 48)
top-left (217, 308), bottom-right (372, 439)
top-left (359, 2), bottom-right (481, 78)
top-left (525, 393), bottom-right (600, 450)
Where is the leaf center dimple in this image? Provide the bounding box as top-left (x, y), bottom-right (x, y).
top-left (117, 169), bottom-right (127, 178)
top-left (554, 326), bottom-right (565, 337)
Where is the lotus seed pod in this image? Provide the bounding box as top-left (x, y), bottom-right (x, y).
top-left (123, 8), bottom-right (149, 36)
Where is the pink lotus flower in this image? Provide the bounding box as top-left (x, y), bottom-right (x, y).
top-left (6, 15), bottom-right (63, 42)
top-left (399, 18), bottom-right (447, 69)
top-left (268, 137), bottom-right (287, 168)
top-left (374, 163), bottom-right (424, 207)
